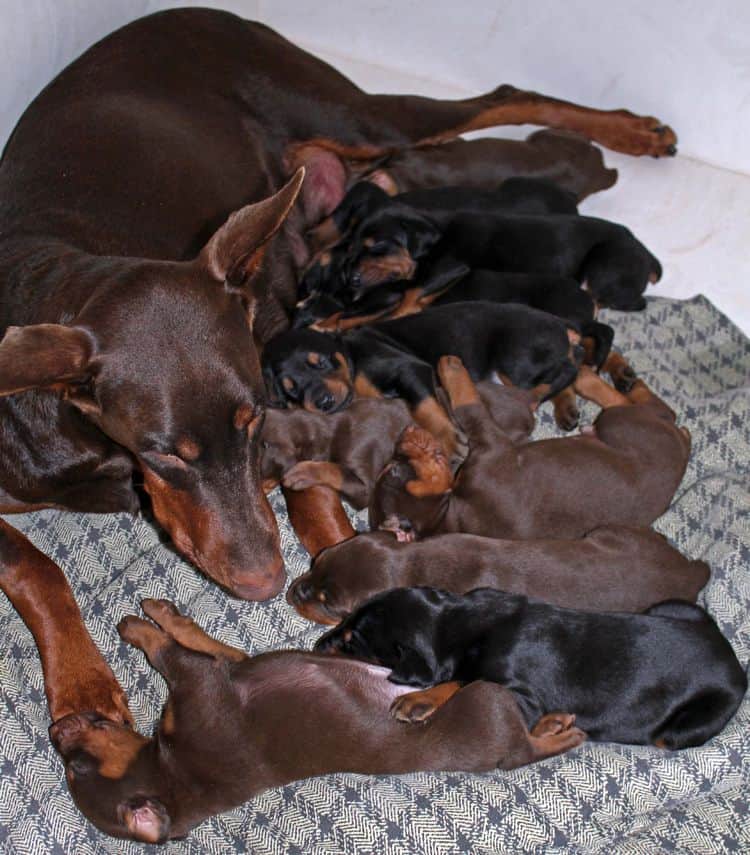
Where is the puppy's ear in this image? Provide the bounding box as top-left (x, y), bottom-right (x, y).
top-left (118, 796), bottom-right (171, 844)
top-left (406, 217), bottom-right (442, 260)
top-left (263, 364), bottom-right (288, 408)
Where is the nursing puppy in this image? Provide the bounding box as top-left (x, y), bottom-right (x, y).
top-left (316, 588), bottom-right (747, 748)
top-left (369, 357), bottom-right (690, 540)
top-left (287, 527), bottom-right (710, 624)
top-left (261, 382), bottom-right (536, 508)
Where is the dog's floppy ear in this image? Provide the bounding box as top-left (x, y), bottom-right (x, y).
top-left (118, 796), bottom-right (171, 844)
top-left (200, 168), bottom-right (305, 287)
top-left (263, 363), bottom-right (288, 408)
top-left (0, 324), bottom-right (94, 397)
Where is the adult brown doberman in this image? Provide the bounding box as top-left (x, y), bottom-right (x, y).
top-left (0, 7), bottom-right (676, 728)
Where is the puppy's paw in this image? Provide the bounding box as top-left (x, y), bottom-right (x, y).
top-left (282, 461), bottom-right (324, 491)
top-left (390, 693), bottom-right (440, 724)
top-left (554, 401), bottom-right (580, 432)
top-left (117, 615), bottom-right (166, 653)
top-left (531, 712), bottom-right (577, 737)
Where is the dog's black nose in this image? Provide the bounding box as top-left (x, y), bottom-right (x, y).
top-left (315, 391), bottom-right (335, 412)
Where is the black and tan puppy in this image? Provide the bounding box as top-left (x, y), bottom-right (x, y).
top-left (263, 303), bottom-right (581, 461)
top-left (262, 382), bottom-right (536, 507)
top-left (347, 208), bottom-right (661, 311)
top-left (296, 269), bottom-right (613, 378)
top-left (287, 526), bottom-right (710, 624)
top-left (305, 176), bottom-right (578, 256)
top-left (300, 176), bottom-right (579, 307)
top-left (369, 357), bottom-right (690, 538)
top-left (50, 599), bottom-right (585, 843)
top-left (316, 588), bottom-right (746, 748)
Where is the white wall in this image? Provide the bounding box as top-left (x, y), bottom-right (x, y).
top-left (3, 1), bottom-right (749, 173)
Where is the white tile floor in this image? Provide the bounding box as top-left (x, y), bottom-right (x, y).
top-left (303, 44), bottom-right (750, 337)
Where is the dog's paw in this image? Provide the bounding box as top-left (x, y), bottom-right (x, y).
top-left (390, 694), bottom-right (440, 724)
top-left (531, 712), bottom-right (577, 737)
top-left (599, 112), bottom-right (678, 157)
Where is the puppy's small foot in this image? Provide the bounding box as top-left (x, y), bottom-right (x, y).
top-left (390, 694), bottom-right (440, 724)
top-left (530, 720), bottom-right (587, 759)
top-left (603, 353), bottom-right (637, 393)
top-left (118, 614), bottom-right (168, 654)
top-left (554, 403), bottom-right (580, 432)
top-left (531, 712), bottom-right (577, 737)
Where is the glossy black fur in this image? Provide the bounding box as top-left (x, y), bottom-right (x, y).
top-left (348, 211), bottom-right (660, 311)
top-left (316, 587), bottom-right (747, 748)
top-left (265, 302), bottom-right (581, 413)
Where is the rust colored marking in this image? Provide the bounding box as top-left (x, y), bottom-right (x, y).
top-left (234, 403), bottom-right (255, 430)
top-left (390, 681), bottom-right (463, 722)
top-left (413, 396), bottom-right (461, 464)
top-left (0, 519), bottom-right (133, 725)
top-left (573, 366), bottom-right (629, 409)
top-left (307, 351), bottom-right (321, 366)
top-left (398, 424), bottom-right (453, 497)
top-left (176, 437), bottom-right (201, 461)
top-left (354, 373), bottom-right (384, 399)
top-left (283, 485), bottom-right (356, 557)
top-left (413, 90), bottom-right (677, 158)
top-left (437, 355), bottom-right (480, 407)
top-left (355, 248), bottom-right (417, 288)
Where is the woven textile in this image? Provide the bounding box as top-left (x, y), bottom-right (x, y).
top-left (1, 295), bottom-right (749, 854)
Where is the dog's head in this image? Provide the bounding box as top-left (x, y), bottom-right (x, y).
top-left (0, 171), bottom-right (307, 600)
top-left (263, 328), bottom-right (354, 414)
top-left (50, 713), bottom-right (171, 844)
top-left (345, 205), bottom-right (442, 294)
top-left (314, 586), bottom-right (457, 687)
top-left (583, 238), bottom-right (661, 311)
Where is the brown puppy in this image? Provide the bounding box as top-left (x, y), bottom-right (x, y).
top-left (262, 381), bottom-right (536, 508)
top-left (288, 527), bottom-right (710, 624)
top-left (359, 130), bottom-right (619, 199)
top-left (50, 600), bottom-right (585, 843)
top-left (370, 357), bottom-right (690, 541)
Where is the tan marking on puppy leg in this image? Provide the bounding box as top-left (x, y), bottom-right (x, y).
top-left (284, 485), bottom-right (356, 557)
top-left (552, 386), bottom-right (580, 431)
top-left (390, 681), bottom-right (463, 723)
top-left (574, 366), bottom-right (629, 409)
top-left (437, 355), bottom-right (480, 407)
top-left (354, 373), bottom-right (384, 398)
top-left (412, 397), bottom-right (460, 463)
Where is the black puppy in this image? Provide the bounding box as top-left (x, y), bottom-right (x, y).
top-left (296, 268), bottom-right (613, 372)
top-left (264, 302), bottom-right (582, 459)
top-left (316, 588), bottom-right (747, 749)
top-left (300, 177), bottom-right (578, 303)
top-left (347, 210), bottom-right (661, 311)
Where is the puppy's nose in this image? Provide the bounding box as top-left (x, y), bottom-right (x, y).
top-left (288, 575), bottom-right (312, 605)
top-left (315, 391), bottom-right (335, 412)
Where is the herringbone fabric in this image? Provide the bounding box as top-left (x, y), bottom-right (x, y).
top-left (1, 296), bottom-right (748, 854)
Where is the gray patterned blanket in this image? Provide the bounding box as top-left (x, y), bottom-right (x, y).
top-left (1, 295), bottom-right (749, 854)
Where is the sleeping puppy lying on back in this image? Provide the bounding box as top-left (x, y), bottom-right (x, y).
top-left (315, 587), bottom-right (747, 748)
top-left (263, 302), bottom-right (583, 462)
top-left (287, 526), bottom-right (710, 624)
top-left (368, 356), bottom-right (690, 537)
